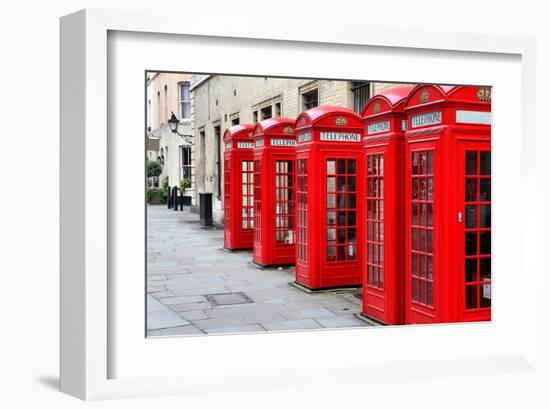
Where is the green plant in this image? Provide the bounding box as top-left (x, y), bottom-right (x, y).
top-left (161, 176), bottom-right (169, 191)
top-left (179, 178), bottom-right (191, 191)
top-left (147, 160), bottom-right (162, 178)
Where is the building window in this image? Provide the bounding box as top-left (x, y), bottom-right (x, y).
top-left (231, 117), bottom-right (240, 126)
top-left (179, 82), bottom-right (191, 119)
top-left (180, 146), bottom-right (192, 181)
top-left (260, 106), bottom-right (272, 120)
top-left (253, 111), bottom-right (258, 124)
top-left (275, 102), bottom-right (282, 117)
top-left (302, 89), bottom-right (319, 110)
top-left (352, 81), bottom-right (370, 114)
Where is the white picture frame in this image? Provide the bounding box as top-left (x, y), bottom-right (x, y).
top-left (60, 8), bottom-right (542, 401)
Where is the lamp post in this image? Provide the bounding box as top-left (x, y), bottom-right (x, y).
top-left (167, 112), bottom-right (194, 145)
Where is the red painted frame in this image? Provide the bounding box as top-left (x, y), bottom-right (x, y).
top-left (294, 106), bottom-right (364, 290)
top-left (223, 124), bottom-right (256, 251)
top-left (252, 118), bottom-right (297, 267)
top-left (361, 85), bottom-right (413, 325)
top-left (403, 85), bottom-right (492, 324)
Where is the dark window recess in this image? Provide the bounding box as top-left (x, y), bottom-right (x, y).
top-left (261, 106), bottom-right (272, 120)
top-left (231, 117), bottom-right (240, 126)
top-left (180, 146), bottom-right (192, 181)
top-left (352, 81), bottom-right (370, 114)
top-left (275, 102), bottom-right (281, 117)
top-left (303, 89), bottom-right (319, 110)
top-left (253, 111), bottom-right (258, 124)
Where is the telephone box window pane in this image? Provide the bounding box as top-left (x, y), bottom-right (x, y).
top-left (466, 285), bottom-right (478, 309)
top-left (412, 203), bottom-right (419, 226)
top-left (466, 178), bottom-right (477, 202)
top-left (337, 159), bottom-right (346, 174)
top-left (337, 245), bottom-right (346, 261)
top-left (337, 228), bottom-right (347, 244)
top-left (480, 179), bottom-right (491, 201)
top-left (348, 176), bottom-right (357, 192)
top-left (480, 152), bottom-right (491, 175)
top-left (337, 194), bottom-right (346, 209)
top-left (327, 211), bottom-right (336, 225)
top-left (419, 280), bottom-right (426, 303)
top-left (480, 205), bottom-right (491, 228)
top-left (327, 160), bottom-right (336, 175)
top-left (419, 229), bottom-right (426, 251)
top-left (348, 211), bottom-right (356, 226)
top-left (412, 152), bottom-right (419, 175)
top-left (466, 151), bottom-right (478, 175)
top-left (480, 257), bottom-right (491, 280)
top-left (466, 205), bottom-right (477, 228)
top-left (327, 194), bottom-right (336, 209)
top-left (420, 203), bottom-right (426, 226)
top-left (465, 258), bottom-right (477, 282)
top-left (427, 256), bottom-right (433, 279)
top-left (419, 255), bottom-right (426, 278)
top-left (419, 152), bottom-right (426, 174)
top-left (427, 282), bottom-right (434, 306)
top-left (479, 231), bottom-right (491, 254)
top-left (327, 246), bottom-right (336, 262)
top-left (427, 230), bottom-right (433, 252)
top-left (427, 178), bottom-right (433, 200)
top-left (427, 151), bottom-right (434, 174)
top-left (427, 204), bottom-right (433, 227)
top-left (412, 279), bottom-right (418, 301)
top-left (466, 233), bottom-right (477, 255)
top-left (327, 228), bottom-right (336, 243)
top-left (348, 194), bottom-right (356, 209)
top-left (412, 228), bottom-right (418, 250)
top-left (480, 284), bottom-right (491, 308)
top-left (327, 177), bottom-right (336, 192)
top-left (348, 159), bottom-right (357, 173)
top-left (412, 179), bottom-right (419, 199)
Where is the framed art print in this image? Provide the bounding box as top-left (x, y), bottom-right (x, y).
top-left (60, 8), bottom-right (542, 401)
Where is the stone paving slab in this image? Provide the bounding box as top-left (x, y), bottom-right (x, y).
top-left (146, 205), bottom-right (370, 337)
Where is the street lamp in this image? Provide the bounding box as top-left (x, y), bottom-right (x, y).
top-left (167, 112), bottom-right (194, 145)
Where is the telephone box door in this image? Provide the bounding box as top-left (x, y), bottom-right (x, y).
top-left (458, 142), bottom-right (492, 322)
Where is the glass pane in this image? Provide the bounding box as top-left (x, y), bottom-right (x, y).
top-left (419, 229), bottom-right (426, 252)
top-left (348, 194), bottom-right (356, 209)
top-left (427, 151), bottom-right (434, 174)
top-left (466, 285), bottom-right (478, 309)
top-left (480, 257), bottom-right (491, 280)
top-left (327, 160), bottom-right (336, 174)
top-left (337, 176), bottom-right (347, 191)
top-left (466, 232), bottom-right (477, 255)
top-left (427, 256), bottom-right (433, 280)
top-left (378, 156), bottom-right (384, 175)
top-left (419, 179), bottom-right (426, 200)
top-left (327, 246), bottom-right (336, 262)
top-left (327, 177), bottom-right (336, 192)
top-left (368, 265), bottom-right (373, 284)
top-left (327, 211), bottom-right (336, 225)
top-left (337, 228), bottom-right (346, 244)
top-left (412, 228), bottom-right (418, 250)
top-left (412, 203), bottom-right (419, 226)
top-left (480, 284), bottom-right (491, 308)
top-left (420, 203), bottom-right (426, 226)
top-left (427, 230), bottom-right (433, 252)
top-left (419, 255), bottom-right (426, 278)
top-left (427, 178), bottom-right (433, 200)
top-left (327, 228), bottom-right (336, 242)
top-left (480, 231), bottom-right (491, 254)
top-left (480, 179), bottom-right (491, 201)
top-left (337, 245), bottom-right (346, 261)
top-left (466, 151), bottom-right (477, 175)
top-left (419, 152), bottom-right (426, 174)
top-left (412, 253), bottom-right (418, 276)
top-left (427, 282), bottom-right (434, 306)
top-left (480, 152), bottom-right (491, 175)
top-left (412, 178), bottom-right (419, 199)
top-left (379, 268), bottom-right (384, 286)
top-left (412, 152), bottom-right (419, 175)
top-left (337, 194), bottom-right (346, 209)
top-left (242, 161), bottom-right (248, 171)
top-left (427, 204), bottom-right (433, 227)
top-left (348, 176), bottom-right (356, 192)
top-left (466, 178), bottom-right (477, 202)
top-left (465, 258), bottom-right (477, 282)
top-left (347, 211), bottom-right (356, 226)
top-left (419, 280), bottom-right (426, 303)
top-left (466, 205), bottom-right (478, 228)
top-left (348, 159), bottom-right (357, 174)
top-left (327, 194), bottom-right (336, 209)
top-left (412, 278), bottom-right (418, 301)
top-left (337, 159), bottom-right (346, 174)
top-left (480, 204), bottom-right (491, 228)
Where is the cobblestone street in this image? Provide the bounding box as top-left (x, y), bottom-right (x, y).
top-left (147, 205), bottom-right (370, 336)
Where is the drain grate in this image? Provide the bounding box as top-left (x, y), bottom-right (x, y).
top-left (206, 292), bottom-right (254, 306)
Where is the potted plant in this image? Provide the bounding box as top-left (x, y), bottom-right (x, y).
top-left (179, 178), bottom-right (192, 206)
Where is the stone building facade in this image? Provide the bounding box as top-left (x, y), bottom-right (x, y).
top-left (147, 72), bottom-right (195, 202)
top-left (190, 75), bottom-right (403, 223)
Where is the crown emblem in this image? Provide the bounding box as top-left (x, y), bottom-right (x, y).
top-left (420, 90), bottom-right (429, 104)
top-left (477, 87), bottom-right (492, 102)
top-left (283, 126), bottom-right (294, 134)
top-left (373, 102), bottom-right (381, 114)
top-left (248, 132), bottom-right (254, 138)
top-left (300, 118), bottom-right (307, 127)
top-left (335, 116), bottom-right (347, 126)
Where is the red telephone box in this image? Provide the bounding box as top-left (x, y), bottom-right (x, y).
top-left (294, 106), bottom-right (364, 290)
top-left (361, 85), bottom-right (414, 325)
top-left (404, 85), bottom-right (492, 324)
top-left (223, 124), bottom-right (255, 251)
top-left (252, 118), bottom-right (297, 267)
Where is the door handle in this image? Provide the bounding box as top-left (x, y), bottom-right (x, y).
top-left (458, 211), bottom-right (463, 223)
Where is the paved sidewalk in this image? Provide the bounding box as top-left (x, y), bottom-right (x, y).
top-left (147, 205), bottom-right (370, 336)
